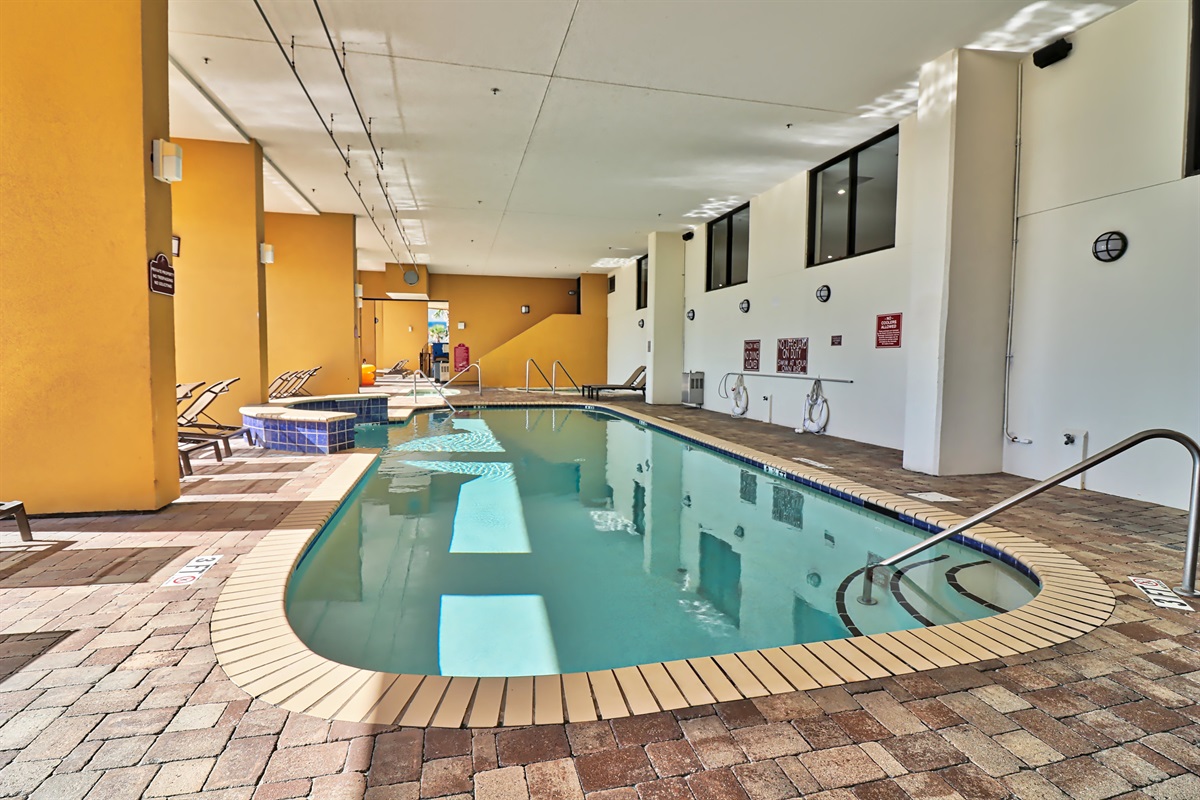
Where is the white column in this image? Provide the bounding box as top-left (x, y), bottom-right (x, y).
top-left (646, 232), bottom-right (685, 404)
top-left (903, 49), bottom-right (1018, 475)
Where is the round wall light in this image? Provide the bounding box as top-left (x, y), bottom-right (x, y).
top-left (638, 318), bottom-right (645, 328)
top-left (686, 309), bottom-right (695, 321)
top-left (739, 299), bottom-right (751, 313)
top-left (815, 285), bottom-right (832, 303)
top-left (1092, 231), bottom-right (1128, 262)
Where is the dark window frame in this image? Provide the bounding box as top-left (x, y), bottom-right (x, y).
top-left (705, 202), bottom-right (751, 291)
top-left (607, 274), bottom-right (616, 294)
top-left (1187, 0), bottom-right (1200, 177)
top-left (806, 125), bottom-right (900, 267)
top-left (635, 255), bottom-right (649, 310)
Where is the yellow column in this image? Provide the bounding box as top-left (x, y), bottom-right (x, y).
top-left (172, 139), bottom-right (267, 424)
top-left (264, 212), bottom-right (358, 395)
top-left (0, 0), bottom-right (179, 513)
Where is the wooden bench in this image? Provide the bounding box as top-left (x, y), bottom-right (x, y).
top-left (0, 501), bottom-right (32, 541)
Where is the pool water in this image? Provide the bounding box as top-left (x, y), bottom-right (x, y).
top-left (286, 408), bottom-right (1038, 677)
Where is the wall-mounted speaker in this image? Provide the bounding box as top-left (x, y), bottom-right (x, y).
top-left (682, 230), bottom-right (695, 241)
top-left (1033, 38), bottom-right (1072, 69)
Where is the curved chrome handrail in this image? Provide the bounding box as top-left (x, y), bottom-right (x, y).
top-left (550, 360), bottom-right (581, 395)
top-left (858, 428), bottom-right (1200, 604)
top-left (409, 369), bottom-right (457, 415)
top-left (443, 361), bottom-right (482, 396)
top-left (525, 358), bottom-right (551, 393)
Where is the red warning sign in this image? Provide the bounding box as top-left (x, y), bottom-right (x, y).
top-left (453, 343), bottom-right (470, 373)
top-left (776, 338), bottom-right (809, 374)
top-left (876, 314), bottom-right (902, 349)
top-left (743, 340), bottom-right (761, 372)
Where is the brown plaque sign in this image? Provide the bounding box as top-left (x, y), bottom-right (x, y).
top-left (776, 337), bottom-right (809, 374)
top-left (149, 253), bottom-right (175, 297)
top-left (743, 340), bottom-right (761, 371)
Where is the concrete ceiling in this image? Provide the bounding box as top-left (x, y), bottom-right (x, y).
top-left (167, 0), bottom-right (1127, 277)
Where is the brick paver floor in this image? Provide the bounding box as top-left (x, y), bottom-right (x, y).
top-left (2, 395), bottom-right (1198, 799)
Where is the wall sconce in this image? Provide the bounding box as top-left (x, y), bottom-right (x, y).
top-left (739, 299), bottom-right (751, 313)
top-left (171, 236), bottom-right (181, 258)
top-left (1092, 231), bottom-right (1128, 262)
top-left (815, 285), bottom-right (831, 303)
top-left (520, 305), bottom-right (530, 314)
top-left (457, 321), bottom-right (466, 330)
top-left (151, 139), bottom-right (183, 183)
top-left (259, 243), bottom-right (274, 264)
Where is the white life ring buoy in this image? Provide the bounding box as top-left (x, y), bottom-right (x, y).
top-left (731, 375), bottom-right (749, 417)
top-left (797, 379), bottom-right (830, 434)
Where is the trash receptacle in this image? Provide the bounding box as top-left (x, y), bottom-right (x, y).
top-left (361, 363), bottom-right (376, 387)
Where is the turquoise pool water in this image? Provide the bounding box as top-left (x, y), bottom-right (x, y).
top-left (286, 408), bottom-right (1038, 677)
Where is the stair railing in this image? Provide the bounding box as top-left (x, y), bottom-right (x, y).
top-left (443, 361), bottom-right (483, 396)
top-left (551, 360), bottom-right (582, 396)
top-left (409, 369), bottom-right (457, 415)
top-left (525, 359), bottom-right (551, 393)
top-left (858, 429), bottom-right (1200, 605)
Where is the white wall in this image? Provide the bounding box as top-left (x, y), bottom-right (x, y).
top-left (605, 0), bottom-right (1199, 508)
top-left (680, 118), bottom-right (915, 451)
top-left (1003, 0), bottom-right (1199, 509)
top-left (607, 262), bottom-right (648, 384)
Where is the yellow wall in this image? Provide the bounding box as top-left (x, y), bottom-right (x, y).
top-left (376, 301), bottom-right (429, 371)
top-left (172, 138), bottom-right (267, 423)
top-left (265, 212), bottom-right (358, 395)
top-left (473, 274), bottom-right (608, 388)
top-left (360, 263), bottom-right (429, 298)
top-left (0, 0), bottom-right (179, 513)
top-left (427, 273), bottom-right (578, 364)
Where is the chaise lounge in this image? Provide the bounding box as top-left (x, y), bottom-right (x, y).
top-left (583, 366), bottom-right (647, 400)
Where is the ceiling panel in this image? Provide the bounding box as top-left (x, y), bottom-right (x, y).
top-left (557, 0), bottom-right (1034, 111)
top-left (167, 0), bottom-right (1130, 277)
top-left (506, 77), bottom-right (884, 223)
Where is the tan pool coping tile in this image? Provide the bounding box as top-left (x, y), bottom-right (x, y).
top-left (210, 400), bottom-right (1117, 728)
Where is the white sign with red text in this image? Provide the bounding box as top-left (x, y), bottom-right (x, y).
top-left (162, 555), bottom-right (223, 587)
top-left (1127, 576), bottom-right (1193, 611)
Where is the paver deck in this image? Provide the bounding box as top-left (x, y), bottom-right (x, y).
top-left (1, 392), bottom-right (1197, 799)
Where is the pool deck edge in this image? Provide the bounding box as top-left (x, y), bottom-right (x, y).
top-left (210, 401), bottom-right (1116, 729)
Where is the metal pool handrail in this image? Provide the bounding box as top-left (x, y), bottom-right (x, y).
top-left (551, 360), bottom-right (581, 395)
top-left (525, 358), bottom-right (551, 392)
top-left (443, 361), bottom-right (482, 396)
top-left (858, 428), bottom-right (1200, 605)
top-left (409, 369), bottom-right (458, 415)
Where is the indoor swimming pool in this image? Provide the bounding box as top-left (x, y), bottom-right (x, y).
top-left (285, 407), bottom-right (1039, 678)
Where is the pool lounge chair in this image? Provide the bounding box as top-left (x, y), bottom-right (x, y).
top-left (177, 378), bottom-right (251, 455)
top-left (266, 371), bottom-right (295, 399)
top-left (584, 366), bottom-right (647, 399)
top-left (177, 381), bottom-right (206, 403)
top-left (271, 367), bottom-right (320, 399)
top-left (178, 438), bottom-right (223, 477)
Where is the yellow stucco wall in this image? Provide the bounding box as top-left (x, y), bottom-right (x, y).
top-left (427, 273), bottom-right (578, 365)
top-left (359, 263), bottom-right (429, 298)
top-left (172, 138), bottom-right (267, 424)
top-left (466, 273), bottom-right (608, 388)
top-left (265, 212), bottom-right (358, 396)
top-left (376, 302), bottom-right (429, 372)
top-left (0, 0), bottom-right (180, 513)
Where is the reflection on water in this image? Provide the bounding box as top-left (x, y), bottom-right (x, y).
top-left (287, 409), bottom-right (1038, 676)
